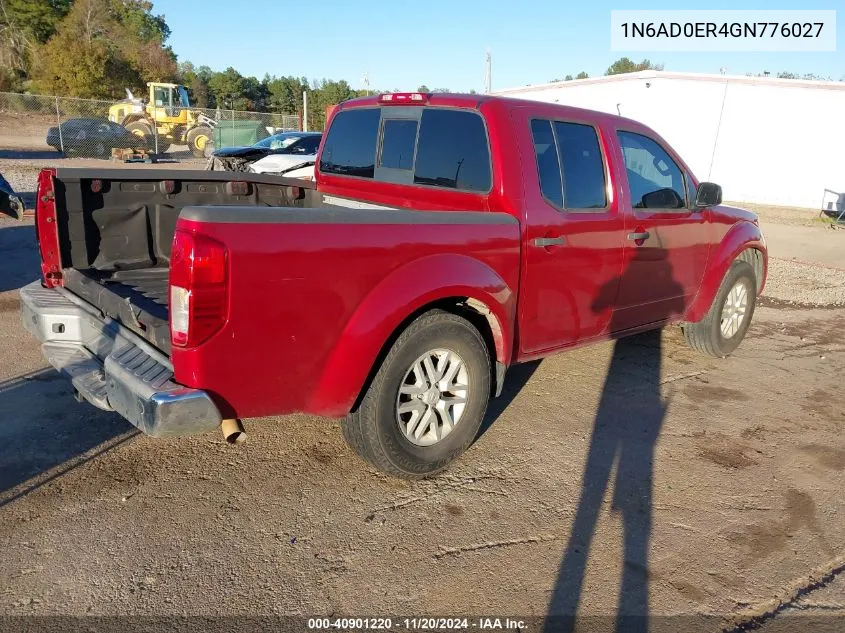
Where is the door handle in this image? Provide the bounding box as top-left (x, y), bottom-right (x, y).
top-left (533, 236), bottom-right (566, 248)
top-left (627, 231), bottom-right (650, 241)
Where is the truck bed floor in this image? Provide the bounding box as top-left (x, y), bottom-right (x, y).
top-left (63, 268), bottom-right (171, 354)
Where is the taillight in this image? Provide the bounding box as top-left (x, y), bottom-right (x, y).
top-left (169, 229), bottom-right (228, 348)
top-left (35, 168), bottom-right (63, 288)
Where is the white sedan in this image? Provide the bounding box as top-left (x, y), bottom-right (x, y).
top-left (248, 133), bottom-right (321, 180)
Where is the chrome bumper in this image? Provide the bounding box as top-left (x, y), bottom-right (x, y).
top-left (20, 281), bottom-right (221, 437)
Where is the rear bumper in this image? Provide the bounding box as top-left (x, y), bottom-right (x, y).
top-left (20, 281), bottom-right (222, 437)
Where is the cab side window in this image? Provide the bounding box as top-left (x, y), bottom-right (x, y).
top-left (319, 108), bottom-right (381, 178)
top-left (617, 131), bottom-right (687, 210)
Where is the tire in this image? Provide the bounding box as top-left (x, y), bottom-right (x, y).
top-left (682, 260), bottom-right (756, 357)
top-left (125, 121), bottom-right (153, 149)
top-left (342, 310), bottom-right (491, 478)
top-left (186, 126), bottom-right (213, 158)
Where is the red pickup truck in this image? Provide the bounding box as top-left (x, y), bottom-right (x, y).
top-left (22, 92), bottom-right (767, 477)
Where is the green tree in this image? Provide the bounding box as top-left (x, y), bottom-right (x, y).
top-left (265, 75), bottom-right (306, 113)
top-left (115, 0), bottom-right (170, 42)
top-left (417, 84), bottom-right (430, 92)
top-left (207, 67), bottom-right (248, 109)
top-left (605, 57), bottom-right (662, 75)
top-left (0, 0), bottom-right (71, 88)
top-left (178, 61), bottom-right (209, 107)
top-left (575, 71), bottom-right (589, 79)
top-left (305, 78), bottom-right (357, 130)
top-left (31, 0), bottom-right (174, 98)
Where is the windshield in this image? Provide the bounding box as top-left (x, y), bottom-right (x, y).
top-left (255, 133), bottom-right (301, 150)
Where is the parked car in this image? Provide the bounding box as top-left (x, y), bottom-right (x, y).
top-left (22, 93), bottom-right (767, 478)
top-left (47, 118), bottom-right (147, 157)
top-left (0, 172), bottom-right (24, 220)
top-left (208, 131), bottom-right (322, 172)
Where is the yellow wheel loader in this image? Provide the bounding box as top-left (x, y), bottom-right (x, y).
top-left (109, 83), bottom-right (216, 158)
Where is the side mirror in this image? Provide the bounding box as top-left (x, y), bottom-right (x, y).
top-left (694, 182), bottom-right (722, 208)
top-left (642, 187), bottom-right (684, 209)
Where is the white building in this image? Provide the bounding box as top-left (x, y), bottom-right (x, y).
top-left (495, 71), bottom-right (845, 209)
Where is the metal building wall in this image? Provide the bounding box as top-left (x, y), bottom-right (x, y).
top-left (496, 72), bottom-right (845, 209)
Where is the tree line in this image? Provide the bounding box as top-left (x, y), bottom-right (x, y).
top-left (552, 57), bottom-right (844, 83)
top-left (0, 0), bottom-right (375, 128)
top-left (551, 58), bottom-right (664, 82)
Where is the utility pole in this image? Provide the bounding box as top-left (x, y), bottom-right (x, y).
top-left (484, 49), bottom-right (492, 94)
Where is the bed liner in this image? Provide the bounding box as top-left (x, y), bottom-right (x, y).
top-left (63, 267), bottom-right (171, 354)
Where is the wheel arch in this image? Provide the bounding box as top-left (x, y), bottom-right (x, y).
top-left (685, 221), bottom-right (767, 323)
top-left (306, 254), bottom-right (516, 417)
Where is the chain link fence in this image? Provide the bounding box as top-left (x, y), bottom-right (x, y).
top-left (0, 92), bottom-right (300, 164)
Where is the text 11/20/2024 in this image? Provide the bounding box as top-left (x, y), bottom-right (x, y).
top-left (307, 617), bottom-right (527, 630)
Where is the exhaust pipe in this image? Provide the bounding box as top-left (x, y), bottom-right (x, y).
top-left (221, 418), bottom-right (246, 444)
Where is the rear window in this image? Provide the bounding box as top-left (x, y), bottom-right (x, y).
top-left (414, 109), bottom-right (491, 192)
top-left (319, 108), bottom-right (380, 178)
top-left (379, 119), bottom-right (418, 170)
top-left (320, 106), bottom-right (491, 193)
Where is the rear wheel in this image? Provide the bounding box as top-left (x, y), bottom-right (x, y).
top-left (125, 121), bottom-right (153, 149)
top-left (187, 126), bottom-right (213, 158)
top-left (682, 260), bottom-right (756, 357)
top-left (342, 310), bottom-right (491, 478)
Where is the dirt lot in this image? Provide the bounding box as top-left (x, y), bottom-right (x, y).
top-left (0, 208), bottom-right (843, 630)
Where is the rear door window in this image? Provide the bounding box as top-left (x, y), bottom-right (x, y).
top-left (531, 119), bottom-right (607, 211)
top-left (413, 109), bottom-right (491, 192)
top-left (531, 120), bottom-right (564, 208)
top-left (319, 108), bottom-right (380, 178)
top-left (554, 122), bottom-right (607, 209)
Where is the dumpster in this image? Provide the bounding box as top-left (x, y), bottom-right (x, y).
top-left (212, 120), bottom-right (269, 149)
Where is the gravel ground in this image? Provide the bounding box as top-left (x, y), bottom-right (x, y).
top-left (762, 258), bottom-right (845, 308)
top-left (728, 201), bottom-right (832, 228)
top-left (0, 212), bottom-right (843, 630)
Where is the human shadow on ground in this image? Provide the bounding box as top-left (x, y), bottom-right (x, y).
top-left (544, 247), bottom-right (686, 633)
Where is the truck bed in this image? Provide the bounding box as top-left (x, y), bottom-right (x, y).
top-left (64, 268), bottom-right (171, 353)
top-left (44, 169), bottom-right (312, 355)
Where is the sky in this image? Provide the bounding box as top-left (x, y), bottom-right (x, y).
top-left (152, 0), bottom-right (844, 92)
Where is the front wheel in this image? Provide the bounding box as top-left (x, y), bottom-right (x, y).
top-left (682, 260), bottom-right (757, 357)
top-left (342, 310), bottom-right (491, 478)
top-left (186, 126), bottom-right (212, 158)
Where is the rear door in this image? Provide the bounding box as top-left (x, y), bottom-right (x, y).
top-left (611, 129), bottom-right (710, 332)
top-left (517, 112), bottom-right (626, 355)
